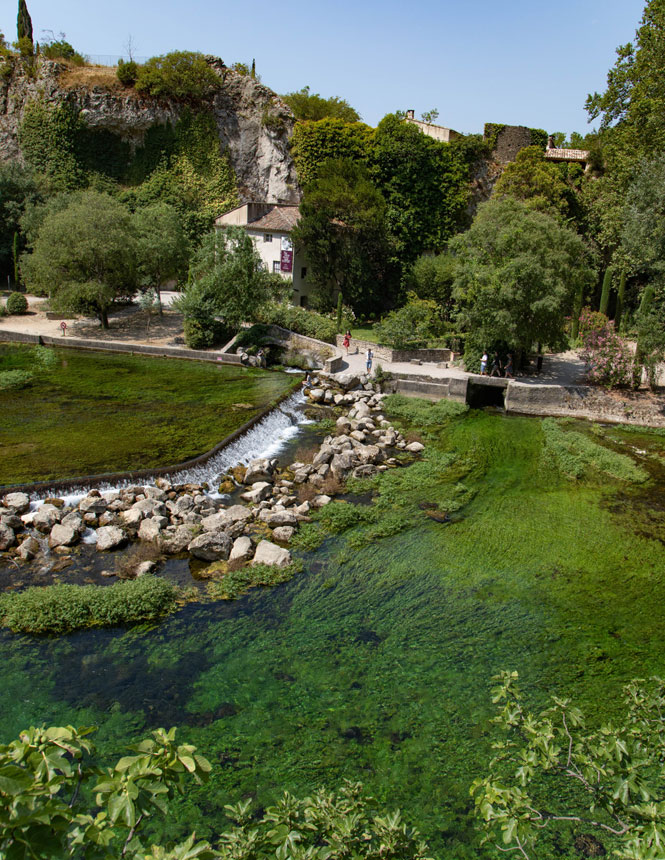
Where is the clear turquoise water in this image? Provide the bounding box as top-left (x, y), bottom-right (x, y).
top-left (1, 409), bottom-right (664, 858)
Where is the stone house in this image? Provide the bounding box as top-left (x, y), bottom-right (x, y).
top-left (215, 203), bottom-right (311, 306)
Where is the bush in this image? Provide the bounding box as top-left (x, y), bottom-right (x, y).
top-left (0, 575), bottom-right (178, 635)
top-left (183, 318), bottom-right (233, 350)
top-left (374, 295), bottom-right (439, 349)
top-left (578, 308), bottom-right (634, 388)
top-left (382, 393), bottom-right (468, 425)
top-left (256, 302), bottom-right (337, 343)
top-left (116, 58), bottom-right (138, 86)
top-left (6, 291), bottom-right (28, 314)
top-left (41, 39), bottom-right (85, 65)
top-left (0, 369), bottom-right (33, 390)
top-left (135, 51), bottom-right (221, 100)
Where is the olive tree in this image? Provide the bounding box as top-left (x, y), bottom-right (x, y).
top-left (22, 190), bottom-right (136, 328)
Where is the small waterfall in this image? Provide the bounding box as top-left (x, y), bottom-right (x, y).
top-left (170, 391), bottom-right (309, 488)
top-left (29, 391), bottom-right (309, 504)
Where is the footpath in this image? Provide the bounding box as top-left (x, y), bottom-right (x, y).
top-left (1, 298), bottom-right (664, 427)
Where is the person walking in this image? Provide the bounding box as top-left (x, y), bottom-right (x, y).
top-left (504, 354), bottom-right (514, 378)
top-left (366, 348), bottom-right (373, 374)
top-left (343, 330), bottom-right (351, 354)
top-left (480, 351), bottom-right (488, 375)
top-left (490, 351), bottom-right (502, 377)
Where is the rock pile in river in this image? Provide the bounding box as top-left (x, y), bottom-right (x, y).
top-left (0, 374), bottom-right (422, 581)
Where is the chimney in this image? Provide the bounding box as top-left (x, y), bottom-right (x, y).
top-left (406, 109), bottom-right (415, 120)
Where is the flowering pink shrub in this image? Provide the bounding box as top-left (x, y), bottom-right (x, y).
top-left (579, 309), bottom-right (634, 388)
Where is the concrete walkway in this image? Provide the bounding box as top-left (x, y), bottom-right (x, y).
top-left (340, 346), bottom-right (587, 388)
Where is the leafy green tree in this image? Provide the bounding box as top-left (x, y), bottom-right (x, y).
top-left (289, 117), bottom-right (374, 185)
top-left (407, 253), bottom-right (457, 321)
top-left (492, 145), bottom-right (574, 219)
top-left (451, 198), bottom-right (595, 358)
top-left (282, 85), bottom-right (360, 121)
top-left (135, 52), bottom-right (221, 100)
top-left (623, 152), bottom-right (665, 282)
top-left (40, 33), bottom-right (85, 64)
top-left (17, 0), bottom-right (32, 46)
top-left (599, 266), bottom-right (613, 315)
top-left (368, 114), bottom-right (482, 267)
top-left (175, 226), bottom-right (281, 333)
top-left (0, 162), bottom-right (45, 281)
top-left (133, 202), bottom-right (189, 308)
top-left (0, 723), bottom-right (430, 860)
top-left (472, 671), bottom-right (665, 860)
top-left (21, 190), bottom-right (136, 327)
top-left (374, 294), bottom-right (440, 348)
top-left (292, 158), bottom-right (400, 316)
top-left (0, 724), bottom-right (215, 859)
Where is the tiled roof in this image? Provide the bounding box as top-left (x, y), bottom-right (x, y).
top-left (246, 206), bottom-right (300, 233)
top-left (544, 147), bottom-right (589, 163)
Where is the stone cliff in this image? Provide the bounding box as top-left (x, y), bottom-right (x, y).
top-left (0, 56), bottom-right (299, 204)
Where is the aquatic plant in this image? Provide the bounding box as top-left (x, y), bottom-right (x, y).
top-left (205, 561), bottom-right (304, 600)
top-left (542, 419), bottom-right (648, 482)
top-left (382, 394), bottom-right (468, 427)
top-left (0, 575), bottom-right (178, 634)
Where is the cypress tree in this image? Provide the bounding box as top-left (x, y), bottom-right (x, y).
top-left (336, 292), bottom-right (343, 332)
top-left (12, 232), bottom-right (19, 288)
top-left (251, 58), bottom-right (256, 79)
top-left (17, 0), bottom-right (33, 46)
top-left (571, 282), bottom-right (584, 341)
top-left (599, 266), bottom-right (612, 316)
top-left (639, 284), bottom-right (654, 315)
top-left (614, 268), bottom-right (626, 331)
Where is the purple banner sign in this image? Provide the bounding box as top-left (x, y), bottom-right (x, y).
top-left (280, 250), bottom-right (293, 273)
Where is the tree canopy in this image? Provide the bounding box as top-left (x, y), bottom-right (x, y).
top-left (492, 145), bottom-right (574, 219)
top-left (292, 158), bottom-right (399, 316)
top-left (175, 225), bottom-right (282, 331)
top-left (281, 85), bottom-right (360, 122)
top-left (21, 190), bottom-right (136, 327)
top-left (451, 198), bottom-right (595, 354)
top-left (133, 202), bottom-right (189, 304)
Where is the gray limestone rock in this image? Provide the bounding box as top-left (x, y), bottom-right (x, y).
top-left (251, 540), bottom-right (292, 568)
top-left (229, 535), bottom-right (254, 562)
top-left (17, 536), bottom-right (40, 560)
top-left (32, 504), bottom-right (61, 533)
top-left (272, 526), bottom-right (295, 543)
top-left (187, 530), bottom-right (232, 561)
top-left (95, 526), bottom-right (127, 552)
top-left (138, 516), bottom-right (168, 542)
top-left (0, 523), bottom-right (16, 550)
top-left (3, 492), bottom-right (30, 514)
top-left (48, 523), bottom-right (80, 548)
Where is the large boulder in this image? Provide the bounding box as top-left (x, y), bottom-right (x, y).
top-left (3, 492), bottom-right (30, 514)
top-left (244, 458), bottom-right (276, 485)
top-left (32, 504), bottom-right (61, 533)
top-left (138, 516), bottom-right (168, 542)
top-left (330, 451), bottom-right (355, 480)
top-left (48, 523), bottom-right (80, 548)
top-left (272, 526), bottom-right (295, 543)
top-left (251, 540), bottom-right (292, 568)
top-left (312, 445), bottom-right (334, 468)
top-left (96, 526), bottom-right (127, 552)
top-left (265, 510), bottom-right (298, 528)
top-left (0, 523), bottom-right (16, 550)
top-left (241, 482), bottom-right (273, 504)
top-left (17, 536), bottom-right (40, 560)
top-left (161, 524), bottom-right (199, 554)
top-left (229, 535), bottom-right (254, 562)
top-left (406, 441), bottom-right (425, 453)
top-left (306, 388), bottom-right (325, 403)
top-left (187, 530), bottom-right (232, 562)
top-left (79, 495), bottom-right (108, 514)
top-left (333, 371), bottom-right (360, 390)
top-left (61, 511), bottom-right (85, 533)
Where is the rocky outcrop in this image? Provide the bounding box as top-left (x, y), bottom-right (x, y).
top-left (0, 57), bottom-right (299, 204)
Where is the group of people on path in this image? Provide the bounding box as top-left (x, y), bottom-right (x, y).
top-left (480, 351), bottom-right (513, 378)
top-left (342, 330), bottom-right (373, 374)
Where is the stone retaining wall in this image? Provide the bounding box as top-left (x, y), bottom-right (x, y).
top-left (0, 330), bottom-right (41, 345)
top-left (337, 335), bottom-right (452, 365)
top-left (383, 373), bottom-right (468, 403)
top-left (264, 325), bottom-right (344, 373)
top-left (505, 382), bottom-right (665, 427)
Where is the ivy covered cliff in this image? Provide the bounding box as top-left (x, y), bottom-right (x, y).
top-left (0, 54), bottom-right (299, 237)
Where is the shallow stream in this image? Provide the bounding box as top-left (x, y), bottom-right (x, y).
top-left (1, 408), bottom-right (665, 858)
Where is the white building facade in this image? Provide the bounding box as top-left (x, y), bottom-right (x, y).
top-left (215, 203), bottom-right (312, 306)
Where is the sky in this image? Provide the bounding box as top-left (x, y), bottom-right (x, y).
top-left (1, 0), bottom-right (647, 136)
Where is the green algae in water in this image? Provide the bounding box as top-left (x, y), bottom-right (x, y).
top-left (0, 344), bottom-right (295, 485)
top-left (0, 410), bottom-right (664, 858)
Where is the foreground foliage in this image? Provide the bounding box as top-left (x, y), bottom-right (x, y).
top-left (472, 672), bottom-right (665, 860)
top-left (0, 724), bottom-right (431, 860)
top-left (0, 575), bottom-right (178, 634)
